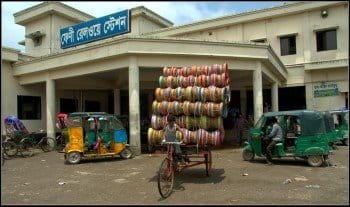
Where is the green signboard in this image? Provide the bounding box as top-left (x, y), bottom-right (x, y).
top-left (313, 82), bottom-right (339, 97)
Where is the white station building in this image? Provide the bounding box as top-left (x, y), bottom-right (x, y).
top-left (1, 1), bottom-right (348, 154)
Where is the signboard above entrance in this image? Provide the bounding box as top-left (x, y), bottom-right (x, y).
top-left (60, 9), bottom-right (130, 49)
top-left (313, 81), bottom-right (340, 97)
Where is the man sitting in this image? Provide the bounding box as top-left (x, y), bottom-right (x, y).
top-left (265, 117), bottom-right (283, 165)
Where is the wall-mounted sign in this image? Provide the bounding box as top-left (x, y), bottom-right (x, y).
top-left (60, 9), bottom-right (130, 49)
top-left (313, 81), bottom-right (339, 97)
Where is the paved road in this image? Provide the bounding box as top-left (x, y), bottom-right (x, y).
top-left (1, 145), bottom-right (349, 205)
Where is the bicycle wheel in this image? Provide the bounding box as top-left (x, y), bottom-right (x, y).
top-left (19, 138), bottom-right (35, 157)
top-left (40, 137), bottom-right (56, 152)
top-left (157, 158), bottom-right (174, 198)
top-left (3, 140), bottom-right (18, 157)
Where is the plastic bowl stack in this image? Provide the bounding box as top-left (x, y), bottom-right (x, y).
top-left (148, 63), bottom-right (230, 148)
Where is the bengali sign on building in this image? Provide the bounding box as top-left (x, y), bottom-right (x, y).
top-left (60, 9), bottom-right (130, 49)
top-left (313, 81), bottom-right (340, 97)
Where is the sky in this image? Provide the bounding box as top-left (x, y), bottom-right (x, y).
top-left (1, 1), bottom-right (286, 52)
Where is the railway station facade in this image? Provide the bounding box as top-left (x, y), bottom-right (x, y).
top-left (1, 1), bottom-right (348, 154)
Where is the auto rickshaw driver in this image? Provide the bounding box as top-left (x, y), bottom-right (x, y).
top-left (263, 117), bottom-right (283, 165)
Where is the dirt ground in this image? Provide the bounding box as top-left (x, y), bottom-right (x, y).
top-left (1, 141), bottom-right (349, 205)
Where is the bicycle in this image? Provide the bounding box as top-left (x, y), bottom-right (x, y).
top-left (3, 130), bottom-right (56, 157)
top-left (19, 131), bottom-right (56, 157)
top-left (157, 141), bottom-right (181, 198)
top-left (157, 141), bottom-right (213, 198)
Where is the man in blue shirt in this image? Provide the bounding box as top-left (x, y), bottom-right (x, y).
top-left (265, 117), bottom-right (283, 165)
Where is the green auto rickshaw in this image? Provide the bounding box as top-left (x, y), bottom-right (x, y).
top-left (64, 112), bottom-right (133, 164)
top-left (329, 110), bottom-right (349, 146)
top-left (243, 110), bottom-right (331, 167)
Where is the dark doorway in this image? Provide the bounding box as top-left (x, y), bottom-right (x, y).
top-left (278, 86), bottom-right (306, 111)
top-left (246, 89), bottom-right (271, 116)
top-left (230, 90), bottom-right (241, 109)
top-left (60, 98), bottom-right (78, 113)
top-left (120, 90), bottom-right (129, 116)
top-left (224, 90), bottom-right (240, 129)
top-left (85, 100), bottom-right (101, 112)
top-left (108, 91), bottom-right (114, 114)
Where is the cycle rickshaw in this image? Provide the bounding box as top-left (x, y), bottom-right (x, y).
top-left (3, 115), bottom-right (56, 157)
top-left (157, 140), bottom-right (213, 198)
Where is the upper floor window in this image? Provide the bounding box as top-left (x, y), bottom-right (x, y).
top-left (17, 95), bottom-right (41, 120)
top-left (280, 35), bottom-right (296, 56)
top-left (316, 29), bottom-right (337, 51)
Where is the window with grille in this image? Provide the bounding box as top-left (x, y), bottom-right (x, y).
top-left (316, 29), bottom-right (337, 51)
top-left (280, 35), bottom-right (296, 56)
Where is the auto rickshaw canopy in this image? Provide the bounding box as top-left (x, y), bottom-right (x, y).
top-left (262, 110), bottom-right (326, 136)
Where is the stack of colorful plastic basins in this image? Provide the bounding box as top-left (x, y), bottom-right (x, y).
top-left (148, 63), bottom-right (231, 148)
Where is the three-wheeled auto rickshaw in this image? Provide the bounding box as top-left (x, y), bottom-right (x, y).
top-left (243, 110), bottom-right (331, 167)
top-left (64, 112), bottom-right (134, 164)
top-left (329, 109), bottom-right (349, 146)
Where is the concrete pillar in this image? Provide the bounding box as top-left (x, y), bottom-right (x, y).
top-left (114, 89), bottom-right (121, 115)
top-left (253, 63), bottom-right (263, 124)
top-left (271, 82), bottom-right (279, 112)
top-left (240, 88), bottom-right (247, 116)
top-left (46, 79), bottom-right (56, 138)
top-left (128, 56), bottom-right (141, 155)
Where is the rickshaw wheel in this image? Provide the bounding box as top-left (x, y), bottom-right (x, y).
top-left (120, 147), bottom-right (133, 159)
top-left (40, 137), bottom-right (56, 152)
top-left (157, 158), bottom-right (174, 198)
top-left (66, 151), bottom-right (82, 164)
top-left (242, 150), bottom-right (255, 161)
top-left (307, 155), bottom-right (324, 167)
top-left (19, 138), bottom-right (34, 157)
top-left (3, 140), bottom-right (18, 157)
top-left (205, 150), bottom-right (212, 177)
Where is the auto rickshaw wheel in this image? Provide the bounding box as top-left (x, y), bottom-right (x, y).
top-left (242, 150), bottom-right (254, 161)
top-left (66, 151), bottom-right (82, 164)
top-left (120, 147), bottom-right (133, 159)
top-left (307, 155), bottom-right (324, 167)
top-left (342, 139), bottom-right (348, 146)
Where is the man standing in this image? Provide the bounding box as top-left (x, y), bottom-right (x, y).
top-left (265, 117), bottom-right (283, 165)
top-left (235, 113), bottom-right (248, 147)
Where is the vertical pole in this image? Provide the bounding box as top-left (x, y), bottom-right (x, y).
top-left (253, 62), bottom-right (263, 124)
top-left (128, 56), bottom-right (141, 155)
top-left (46, 79), bottom-right (56, 138)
